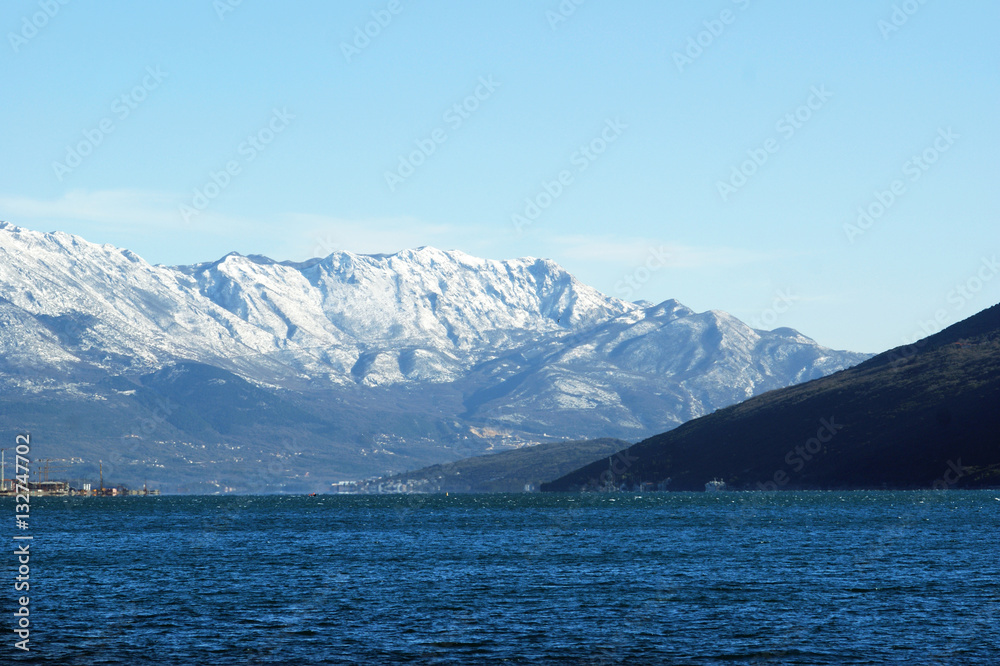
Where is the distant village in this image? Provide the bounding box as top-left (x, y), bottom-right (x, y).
top-left (331, 478), bottom-right (437, 495)
top-left (329, 476), bottom-right (676, 495)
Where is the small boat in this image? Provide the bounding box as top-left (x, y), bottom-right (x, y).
top-left (705, 478), bottom-right (726, 492)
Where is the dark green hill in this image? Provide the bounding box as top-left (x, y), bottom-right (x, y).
top-left (376, 438), bottom-right (631, 493)
top-left (543, 303), bottom-right (1000, 491)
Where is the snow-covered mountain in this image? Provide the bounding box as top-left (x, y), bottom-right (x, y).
top-left (0, 222), bottom-right (870, 490)
top-left (0, 222), bottom-right (627, 386)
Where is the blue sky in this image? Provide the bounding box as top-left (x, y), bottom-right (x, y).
top-left (1, 0), bottom-right (997, 353)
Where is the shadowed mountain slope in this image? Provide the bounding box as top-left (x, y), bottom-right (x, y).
top-left (543, 303), bottom-right (1000, 491)
top-left (371, 437), bottom-right (632, 493)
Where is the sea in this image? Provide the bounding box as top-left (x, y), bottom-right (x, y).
top-left (6, 491), bottom-right (1000, 664)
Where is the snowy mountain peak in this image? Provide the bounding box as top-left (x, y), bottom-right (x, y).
top-left (0, 223), bottom-right (869, 450)
top-left (643, 299), bottom-right (695, 321)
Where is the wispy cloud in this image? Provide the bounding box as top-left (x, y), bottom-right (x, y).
top-left (0, 190), bottom-right (306, 265)
top-left (0, 192), bottom-right (777, 277)
top-left (550, 234), bottom-right (776, 269)
top-left (0, 191), bottom-right (508, 265)
top-left (0, 189), bottom-right (183, 229)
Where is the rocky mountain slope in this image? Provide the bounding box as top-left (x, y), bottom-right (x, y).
top-left (0, 222), bottom-right (869, 491)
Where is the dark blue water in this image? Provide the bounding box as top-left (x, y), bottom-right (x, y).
top-left (6, 491), bottom-right (1000, 664)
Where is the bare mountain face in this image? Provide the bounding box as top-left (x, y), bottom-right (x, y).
top-left (0, 222), bottom-right (869, 491)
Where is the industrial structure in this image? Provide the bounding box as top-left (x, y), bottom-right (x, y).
top-left (0, 456), bottom-right (159, 497)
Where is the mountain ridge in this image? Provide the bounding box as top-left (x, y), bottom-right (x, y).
top-left (0, 222), bottom-right (870, 490)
